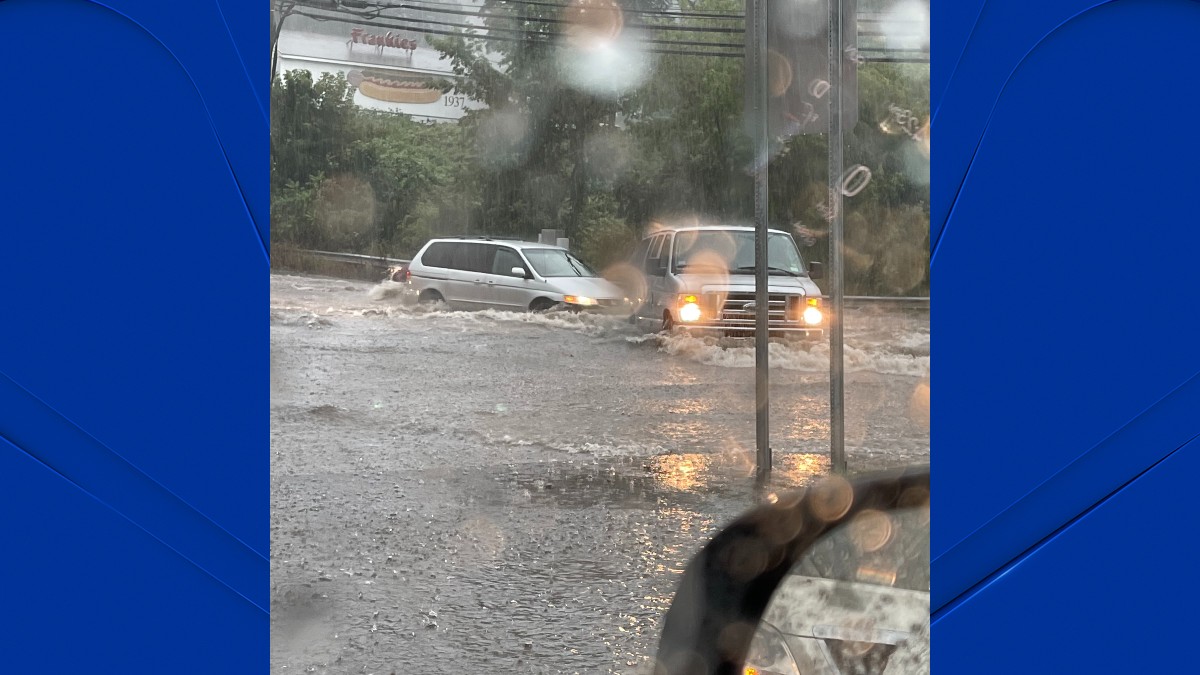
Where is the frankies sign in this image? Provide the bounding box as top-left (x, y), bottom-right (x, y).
top-left (348, 28), bottom-right (418, 52)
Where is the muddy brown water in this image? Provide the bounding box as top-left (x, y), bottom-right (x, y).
top-left (271, 273), bottom-right (929, 674)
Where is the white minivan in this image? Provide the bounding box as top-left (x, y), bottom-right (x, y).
top-left (628, 225), bottom-right (826, 338)
top-left (403, 237), bottom-right (631, 313)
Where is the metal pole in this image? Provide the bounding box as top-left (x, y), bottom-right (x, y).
top-left (749, 0), bottom-right (771, 484)
top-left (828, 0), bottom-right (847, 475)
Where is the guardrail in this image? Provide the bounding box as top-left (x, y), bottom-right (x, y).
top-left (300, 249), bottom-right (409, 266)
top-left (842, 295), bottom-right (929, 308)
top-left (285, 249), bottom-right (929, 307)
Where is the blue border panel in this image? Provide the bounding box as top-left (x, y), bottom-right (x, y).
top-left (1, 437), bottom-right (264, 671)
top-left (0, 0), bottom-right (266, 671)
top-left (934, 0), bottom-right (1200, 670)
top-left (4, 0), bottom-right (1199, 670)
top-left (935, 437), bottom-right (1200, 673)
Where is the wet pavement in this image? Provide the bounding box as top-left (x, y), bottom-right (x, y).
top-left (270, 273), bottom-right (929, 674)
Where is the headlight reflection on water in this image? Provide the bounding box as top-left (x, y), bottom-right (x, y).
top-left (646, 453), bottom-right (830, 495)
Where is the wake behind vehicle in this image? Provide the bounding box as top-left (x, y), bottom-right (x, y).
top-left (627, 225), bottom-right (827, 339)
top-left (403, 237), bottom-right (631, 313)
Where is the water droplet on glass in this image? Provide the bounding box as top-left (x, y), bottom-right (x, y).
top-left (841, 165), bottom-right (872, 197)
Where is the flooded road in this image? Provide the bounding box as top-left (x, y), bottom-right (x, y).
top-left (270, 273), bottom-right (929, 674)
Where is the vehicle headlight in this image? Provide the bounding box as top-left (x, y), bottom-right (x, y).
top-left (802, 305), bottom-right (823, 326)
top-left (679, 302), bottom-right (702, 322)
top-left (563, 295), bottom-right (597, 306)
top-left (743, 622), bottom-right (800, 675)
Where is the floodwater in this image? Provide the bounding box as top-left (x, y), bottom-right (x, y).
top-left (270, 273), bottom-right (929, 674)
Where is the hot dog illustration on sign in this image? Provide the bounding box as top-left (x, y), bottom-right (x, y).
top-left (355, 69), bottom-right (440, 105)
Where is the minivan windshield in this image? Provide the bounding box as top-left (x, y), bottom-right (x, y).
top-left (672, 230), bottom-right (807, 276)
top-left (523, 249), bottom-right (598, 278)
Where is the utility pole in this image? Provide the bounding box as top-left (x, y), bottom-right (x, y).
top-left (748, 0), bottom-right (771, 485)
top-left (270, 2), bottom-right (297, 84)
top-left (828, 0), bottom-right (847, 475)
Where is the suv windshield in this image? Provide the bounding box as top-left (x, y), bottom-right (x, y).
top-left (673, 230), bottom-right (807, 275)
top-left (523, 249), bottom-right (598, 278)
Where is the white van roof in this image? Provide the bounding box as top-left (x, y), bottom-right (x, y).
top-left (645, 225), bottom-right (791, 237)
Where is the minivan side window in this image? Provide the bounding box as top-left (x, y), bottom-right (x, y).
top-left (450, 242), bottom-right (496, 273)
top-left (493, 247), bottom-right (524, 276)
top-left (422, 242), bottom-right (454, 268)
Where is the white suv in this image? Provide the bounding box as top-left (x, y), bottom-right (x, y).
top-left (403, 237), bottom-right (631, 312)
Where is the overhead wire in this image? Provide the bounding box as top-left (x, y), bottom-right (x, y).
top-left (288, 1), bottom-right (928, 61)
top-left (330, 0), bottom-right (748, 20)
top-left (299, 0), bottom-right (748, 33)
top-left (324, 6), bottom-right (745, 48)
top-left (291, 9), bottom-right (746, 57)
top-left (482, 0), bottom-right (745, 18)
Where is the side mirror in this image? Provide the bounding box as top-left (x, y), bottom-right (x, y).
top-left (808, 261), bottom-right (825, 280)
top-left (654, 466), bottom-right (930, 675)
top-left (511, 267), bottom-right (528, 278)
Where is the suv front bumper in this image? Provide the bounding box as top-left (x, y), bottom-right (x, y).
top-left (675, 323), bottom-right (825, 340)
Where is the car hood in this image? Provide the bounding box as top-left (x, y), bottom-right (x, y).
top-left (679, 273), bottom-right (823, 297)
top-left (543, 276), bottom-right (627, 300)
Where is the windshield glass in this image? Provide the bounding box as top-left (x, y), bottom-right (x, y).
top-left (523, 249), bottom-right (599, 277)
top-left (270, 0), bottom-right (929, 672)
top-left (673, 230), bottom-right (806, 275)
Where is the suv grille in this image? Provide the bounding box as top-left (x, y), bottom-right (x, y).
top-left (693, 292), bottom-right (820, 337)
top-left (719, 292), bottom-right (790, 323)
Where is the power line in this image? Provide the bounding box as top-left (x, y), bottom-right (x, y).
top-left (302, 0), bottom-right (748, 33)
top-left (295, 7), bottom-right (747, 52)
top-left (290, 2), bottom-right (929, 61)
top-left (314, 0), bottom-right (931, 29)
top-left (291, 9), bottom-right (931, 62)
top-left (363, 0), bottom-right (743, 28)
top-left (292, 9), bottom-right (745, 57)
top-left (332, 0), bottom-right (747, 20)
top-left (311, 0), bottom-right (931, 45)
top-left (327, 6), bottom-right (745, 47)
top-left (855, 54), bottom-right (928, 63)
top-left (487, 0), bottom-right (745, 18)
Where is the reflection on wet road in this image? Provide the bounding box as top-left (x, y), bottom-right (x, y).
top-left (271, 274), bottom-right (928, 674)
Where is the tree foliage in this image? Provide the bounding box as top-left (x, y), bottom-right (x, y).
top-left (271, 70), bottom-right (472, 255)
top-left (271, 3), bottom-right (930, 294)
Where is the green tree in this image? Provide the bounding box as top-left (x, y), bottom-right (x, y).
top-left (429, 1), bottom-right (661, 239)
top-left (270, 70), bottom-right (357, 192)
